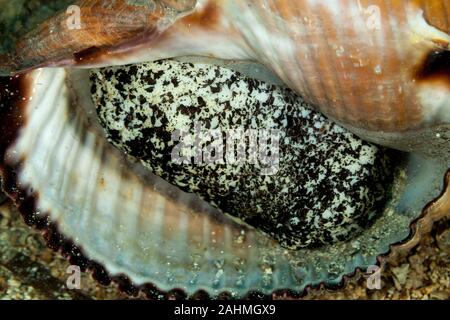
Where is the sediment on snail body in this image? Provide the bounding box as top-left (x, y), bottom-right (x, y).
top-left (90, 60), bottom-right (394, 249)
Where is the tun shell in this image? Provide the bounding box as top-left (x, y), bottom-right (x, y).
top-left (1, 0), bottom-right (449, 156)
top-left (0, 59), bottom-right (449, 297)
top-left (0, 0), bottom-right (449, 298)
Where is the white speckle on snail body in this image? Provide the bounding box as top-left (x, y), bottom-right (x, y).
top-left (90, 60), bottom-right (393, 249)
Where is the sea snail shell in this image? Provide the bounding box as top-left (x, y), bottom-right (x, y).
top-left (1, 0), bottom-right (449, 157)
top-left (0, 0), bottom-right (449, 298)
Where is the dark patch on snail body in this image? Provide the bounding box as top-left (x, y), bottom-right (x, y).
top-left (90, 60), bottom-right (394, 249)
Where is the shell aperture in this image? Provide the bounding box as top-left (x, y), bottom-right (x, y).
top-left (90, 60), bottom-right (394, 249)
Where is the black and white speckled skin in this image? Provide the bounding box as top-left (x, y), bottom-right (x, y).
top-left (90, 60), bottom-right (393, 249)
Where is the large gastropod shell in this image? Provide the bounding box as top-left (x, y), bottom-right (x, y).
top-left (0, 0), bottom-right (449, 298)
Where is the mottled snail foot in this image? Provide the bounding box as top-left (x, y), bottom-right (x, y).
top-left (90, 60), bottom-right (395, 249)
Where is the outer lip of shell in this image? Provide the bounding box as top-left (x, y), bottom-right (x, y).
top-left (386, 170), bottom-right (450, 261)
top-left (0, 66), bottom-right (449, 298)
